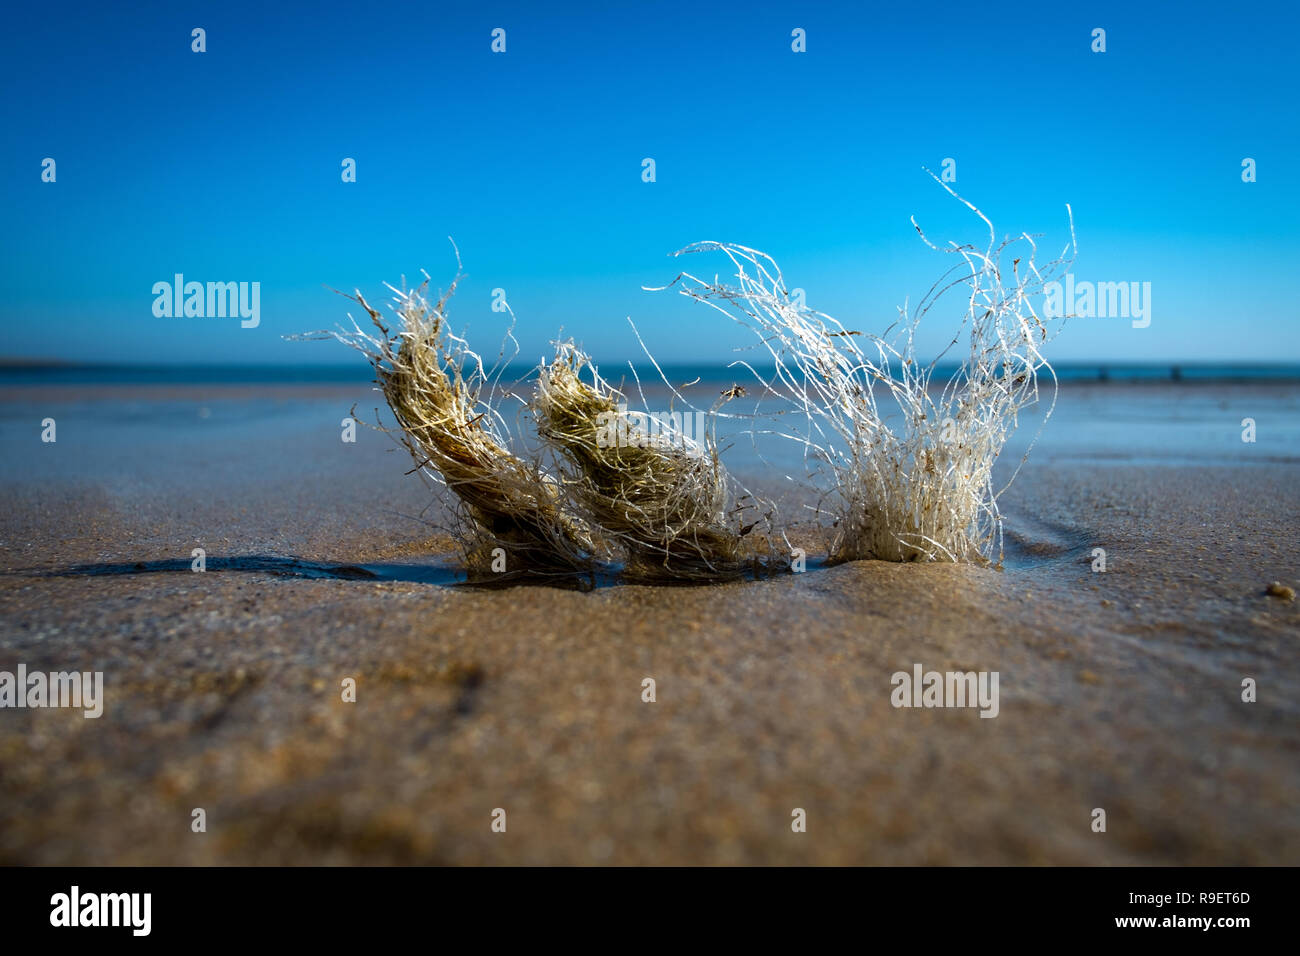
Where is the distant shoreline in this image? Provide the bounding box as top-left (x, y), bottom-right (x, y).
top-left (3, 361), bottom-right (1300, 387)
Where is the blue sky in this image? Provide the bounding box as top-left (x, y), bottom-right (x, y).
top-left (2, 0), bottom-right (1297, 366)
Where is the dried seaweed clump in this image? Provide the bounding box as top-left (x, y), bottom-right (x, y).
top-left (653, 175), bottom-right (1076, 565)
top-left (533, 343), bottom-right (749, 582)
top-left (326, 275), bottom-right (593, 580)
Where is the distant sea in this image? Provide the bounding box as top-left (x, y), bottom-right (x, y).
top-left (3, 362), bottom-right (1300, 386)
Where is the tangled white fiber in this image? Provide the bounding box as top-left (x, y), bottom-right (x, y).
top-left (311, 266), bottom-right (595, 582)
top-left (533, 341), bottom-right (754, 582)
top-left (652, 175), bottom-right (1076, 565)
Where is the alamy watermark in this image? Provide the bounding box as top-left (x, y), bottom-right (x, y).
top-left (152, 274), bottom-right (260, 328)
top-left (891, 663), bottom-right (999, 718)
top-left (0, 664), bottom-right (103, 718)
top-left (1043, 274), bottom-right (1151, 329)
top-left (50, 886), bottom-right (150, 936)
top-left (596, 407), bottom-right (711, 449)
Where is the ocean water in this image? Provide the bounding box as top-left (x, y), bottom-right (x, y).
top-left (4, 361), bottom-right (1300, 387)
top-left (1, 364), bottom-right (1297, 497)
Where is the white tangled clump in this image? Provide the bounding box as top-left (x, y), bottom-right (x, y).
top-left (533, 341), bottom-right (753, 582)
top-left (653, 176), bottom-right (1076, 565)
top-left (311, 267), bottom-right (595, 580)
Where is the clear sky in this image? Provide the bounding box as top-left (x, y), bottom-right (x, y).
top-left (2, 0), bottom-right (1297, 366)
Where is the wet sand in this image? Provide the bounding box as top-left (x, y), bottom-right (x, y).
top-left (0, 382), bottom-right (1297, 864)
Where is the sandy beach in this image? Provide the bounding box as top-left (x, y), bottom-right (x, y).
top-left (1, 378), bottom-right (1297, 864)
